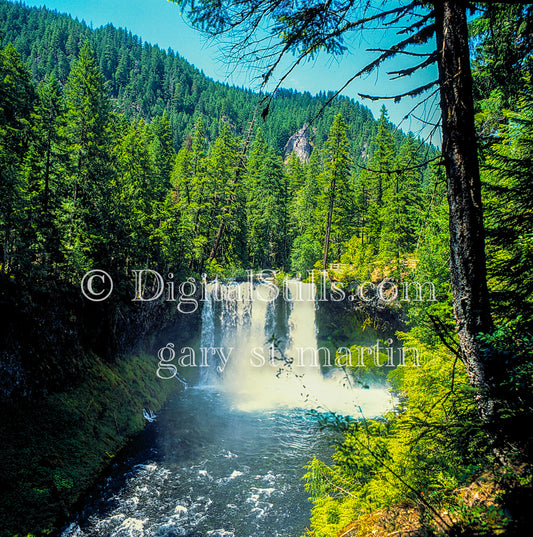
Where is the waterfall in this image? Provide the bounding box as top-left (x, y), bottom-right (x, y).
top-left (198, 279), bottom-right (394, 416)
top-left (200, 281), bottom-right (215, 349)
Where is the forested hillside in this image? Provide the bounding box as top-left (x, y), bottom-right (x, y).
top-left (0, 0), bottom-right (382, 154)
top-left (0, 0), bottom-right (436, 284)
top-left (0, 0), bottom-right (436, 331)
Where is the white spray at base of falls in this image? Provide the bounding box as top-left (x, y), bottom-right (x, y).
top-left (199, 280), bottom-right (394, 416)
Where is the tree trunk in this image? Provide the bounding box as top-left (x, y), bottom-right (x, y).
top-left (208, 218), bottom-right (225, 263)
top-left (434, 1), bottom-right (495, 422)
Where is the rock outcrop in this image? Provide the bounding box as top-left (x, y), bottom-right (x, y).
top-left (283, 124), bottom-right (313, 163)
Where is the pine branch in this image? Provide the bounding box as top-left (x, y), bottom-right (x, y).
top-left (358, 79), bottom-right (438, 103)
top-left (387, 52), bottom-right (438, 79)
top-left (355, 153), bottom-right (443, 175)
top-left (367, 48), bottom-right (431, 57)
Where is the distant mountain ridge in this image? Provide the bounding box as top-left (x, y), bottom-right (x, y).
top-left (0, 0), bottom-right (383, 157)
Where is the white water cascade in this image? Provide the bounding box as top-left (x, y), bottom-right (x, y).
top-left (200, 279), bottom-right (394, 416)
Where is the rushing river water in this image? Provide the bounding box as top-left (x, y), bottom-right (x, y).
top-left (62, 281), bottom-right (394, 537)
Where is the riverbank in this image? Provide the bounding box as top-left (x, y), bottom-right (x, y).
top-left (0, 350), bottom-right (182, 537)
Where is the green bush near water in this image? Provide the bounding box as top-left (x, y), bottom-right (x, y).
top-left (303, 336), bottom-right (504, 537)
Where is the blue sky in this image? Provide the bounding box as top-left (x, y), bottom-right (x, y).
top-left (22, 0), bottom-right (441, 143)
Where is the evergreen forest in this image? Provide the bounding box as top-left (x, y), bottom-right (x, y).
top-left (0, 1), bottom-right (532, 536)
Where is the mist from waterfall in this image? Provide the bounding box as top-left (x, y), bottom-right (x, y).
top-left (199, 279), bottom-right (394, 416)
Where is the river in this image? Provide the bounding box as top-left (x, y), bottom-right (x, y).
top-left (61, 281), bottom-right (393, 537)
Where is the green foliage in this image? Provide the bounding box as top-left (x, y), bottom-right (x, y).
top-left (0, 43), bottom-right (34, 275)
top-left (483, 95), bottom-right (533, 327)
top-left (0, 0), bottom-right (435, 287)
top-left (405, 164), bottom-right (454, 345)
top-left (304, 338), bottom-right (498, 537)
top-left (0, 0), bottom-right (379, 153)
top-left (245, 128), bottom-right (289, 268)
top-left (320, 113), bottom-right (354, 268)
top-left (7, 4), bottom-right (528, 537)
top-left (52, 472), bottom-right (74, 492)
top-left (379, 132), bottom-right (423, 275)
top-left (60, 41), bottom-right (114, 278)
top-left (355, 106), bottom-right (397, 250)
top-left (290, 150), bottom-right (323, 273)
top-left (478, 320), bottom-right (533, 448)
top-left (471, 4), bottom-right (533, 135)
top-left (340, 236), bottom-right (375, 281)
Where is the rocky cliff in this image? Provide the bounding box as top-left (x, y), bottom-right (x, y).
top-left (283, 124), bottom-right (313, 162)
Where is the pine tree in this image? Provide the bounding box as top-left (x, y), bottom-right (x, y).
top-left (379, 132), bottom-right (423, 277)
top-left (171, 116), bottom-right (209, 271)
top-left (290, 150), bottom-right (323, 274)
top-left (357, 106), bottom-right (396, 250)
top-left (150, 111), bottom-right (175, 200)
top-left (112, 118), bottom-right (158, 270)
top-left (22, 75), bottom-right (65, 278)
top-left (0, 44), bottom-right (35, 276)
top-left (204, 121), bottom-right (242, 267)
top-left (485, 96), bottom-right (533, 325)
top-left (61, 40), bottom-right (113, 277)
top-left (321, 113), bottom-right (353, 269)
top-left (245, 128), bottom-right (289, 268)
